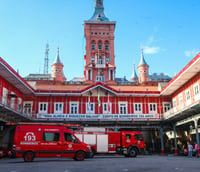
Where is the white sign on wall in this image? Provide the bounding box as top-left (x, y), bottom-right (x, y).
top-left (37, 113), bottom-right (159, 121)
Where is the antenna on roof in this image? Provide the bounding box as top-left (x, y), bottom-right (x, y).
top-left (44, 42), bottom-right (49, 74)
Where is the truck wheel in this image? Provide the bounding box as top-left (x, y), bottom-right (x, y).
top-left (24, 152), bottom-right (34, 162)
top-left (74, 151), bottom-right (85, 161)
top-left (129, 148), bottom-right (137, 157)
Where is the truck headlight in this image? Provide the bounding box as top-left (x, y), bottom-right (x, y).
top-left (87, 146), bottom-right (91, 150)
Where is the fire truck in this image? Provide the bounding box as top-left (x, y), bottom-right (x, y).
top-left (74, 130), bottom-right (146, 157)
top-left (1, 123), bottom-right (92, 161)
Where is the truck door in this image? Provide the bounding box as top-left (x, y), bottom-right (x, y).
top-left (97, 134), bottom-right (108, 153)
top-left (41, 132), bottom-right (63, 157)
top-left (62, 133), bottom-right (80, 157)
top-left (121, 132), bottom-right (132, 147)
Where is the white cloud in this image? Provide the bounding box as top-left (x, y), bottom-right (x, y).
top-left (143, 46), bottom-right (160, 54)
top-left (184, 49), bottom-right (199, 57)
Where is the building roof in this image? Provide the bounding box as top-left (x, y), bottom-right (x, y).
top-left (88, 0), bottom-right (109, 22)
top-left (161, 52), bottom-right (200, 96)
top-left (138, 49), bottom-right (148, 67)
top-left (0, 57), bottom-right (35, 94)
top-left (24, 74), bottom-right (53, 81)
top-left (149, 73), bottom-right (171, 82)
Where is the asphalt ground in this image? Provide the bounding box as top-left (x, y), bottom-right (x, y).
top-left (0, 155), bottom-right (199, 172)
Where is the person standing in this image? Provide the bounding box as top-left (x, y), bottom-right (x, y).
top-left (188, 142), bottom-right (193, 158)
top-left (194, 142), bottom-right (199, 158)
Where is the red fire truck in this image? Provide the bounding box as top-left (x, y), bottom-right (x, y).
top-left (2, 123), bottom-right (92, 162)
top-left (74, 130), bottom-right (146, 157)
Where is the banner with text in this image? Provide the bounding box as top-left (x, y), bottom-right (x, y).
top-left (37, 113), bottom-right (159, 121)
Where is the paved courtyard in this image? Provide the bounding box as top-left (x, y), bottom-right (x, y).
top-left (0, 155), bottom-right (199, 172)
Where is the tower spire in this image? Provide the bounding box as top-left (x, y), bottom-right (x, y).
top-left (89, 0), bottom-right (109, 21)
top-left (130, 64), bottom-right (138, 82)
top-left (54, 46), bottom-right (62, 64)
top-left (44, 43), bottom-right (49, 74)
top-left (137, 49), bottom-right (149, 83)
top-left (138, 48), bottom-right (148, 66)
top-left (51, 47), bottom-right (66, 82)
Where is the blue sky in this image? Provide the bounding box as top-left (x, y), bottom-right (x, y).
top-left (0, 0), bottom-right (199, 80)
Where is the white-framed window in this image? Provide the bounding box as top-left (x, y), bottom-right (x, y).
top-left (86, 102), bottom-right (95, 114)
top-left (96, 74), bottom-right (104, 82)
top-left (148, 103), bottom-right (157, 113)
top-left (54, 102), bottom-right (63, 114)
top-left (2, 87), bottom-right (8, 105)
top-left (119, 102), bottom-right (127, 114)
top-left (39, 102), bottom-right (48, 114)
top-left (134, 103), bottom-right (142, 113)
top-left (178, 93), bottom-right (183, 108)
top-left (185, 89), bottom-right (191, 101)
top-left (70, 102), bottom-right (79, 114)
top-left (163, 102), bottom-right (171, 112)
top-left (103, 103), bottom-right (112, 114)
top-left (173, 98), bottom-right (177, 107)
top-left (10, 91), bottom-right (15, 109)
top-left (185, 89), bottom-right (191, 105)
top-left (193, 83), bottom-right (199, 101)
top-left (18, 98), bottom-right (22, 111)
top-left (23, 101), bottom-right (33, 115)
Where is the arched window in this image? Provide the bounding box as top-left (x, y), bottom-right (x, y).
top-left (91, 40), bottom-right (96, 50)
top-left (105, 41), bottom-right (109, 50)
top-left (98, 41), bottom-right (102, 50)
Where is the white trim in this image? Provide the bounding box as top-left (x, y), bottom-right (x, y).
top-left (178, 93), bottom-right (183, 109)
top-left (134, 103), bottom-right (142, 114)
top-left (103, 102), bottom-right (112, 114)
top-left (118, 101), bottom-right (128, 114)
top-left (148, 103), bottom-right (157, 114)
top-left (10, 91), bottom-right (15, 109)
top-left (86, 102), bottom-right (95, 114)
top-left (163, 102), bottom-right (171, 112)
top-left (2, 87), bottom-right (8, 105)
top-left (23, 101), bottom-right (33, 115)
top-left (38, 102), bottom-right (48, 114)
top-left (54, 102), bottom-right (64, 114)
top-left (193, 82), bottom-right (200, 101)
top-left (185, 89), bottom-right (191, 106)
top-left (70, 101), bottom-right (79, 114)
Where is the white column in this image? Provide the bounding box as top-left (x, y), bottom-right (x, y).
top-left (86, 70), bottom-right (88, 80)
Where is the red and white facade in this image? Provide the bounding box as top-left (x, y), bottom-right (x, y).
top-left (0, 0), bottom-right (200, 154)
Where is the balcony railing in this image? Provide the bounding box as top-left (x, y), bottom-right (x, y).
top-left (0, 95), bottom-right (37, 120)
top-left (163, 99), bottom-right (200, 120)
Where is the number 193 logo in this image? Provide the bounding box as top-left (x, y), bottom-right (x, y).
top-left (24, 132), bottom-right (36, 141)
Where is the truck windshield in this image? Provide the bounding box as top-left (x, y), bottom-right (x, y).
top-left (135, 134), bottom-right (143, 141)
top-left (64, 133), bottom-right (79, 143)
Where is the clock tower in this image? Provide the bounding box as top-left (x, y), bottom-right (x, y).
top-left (84, 0), bottom-right (116, 84)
